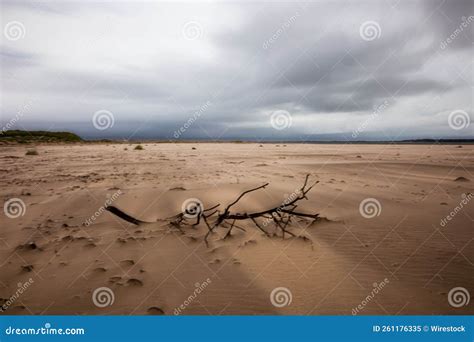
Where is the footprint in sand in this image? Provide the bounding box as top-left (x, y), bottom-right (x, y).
top-left (120, 259), bottom-right (135, 267)
top-left (240, 239), bottom-right (257, 247)
top-left (147, 307), bottom-right (165, 315)
top-left (126, 278), bottom-right (143, 287)
top-left (21, 264), bottom-right (34, 272)
top-left (91, 267), bottom-right (107, 273)
top-left (169, 186), bottom-right (186, 191)
top-left (187, 236), bottom-right (199, 243)
top-left (16, 242), bottom-right (38, 250)
top-left (109, 276), bottom-right (122, 284)
top-left (208, 247), bottom-right (221, 254)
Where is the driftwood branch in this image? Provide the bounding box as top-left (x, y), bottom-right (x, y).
top-left (105, 206), bottom-right (149, 225)
top-left (106, 174), bottom-right (319, 246)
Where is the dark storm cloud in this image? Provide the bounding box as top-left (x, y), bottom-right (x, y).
top-left (423, 0), bottom-right (474, 50)
top-left (1, 0), bottom-right (472, 140)
top-left (213, 1), bottom-right (467, 115)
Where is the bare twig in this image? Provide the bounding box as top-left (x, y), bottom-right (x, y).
top-left (106, 175), bottom-right (319, 245)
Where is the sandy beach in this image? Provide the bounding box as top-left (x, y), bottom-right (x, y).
top-left (0, 143), bottom-right (473, 315)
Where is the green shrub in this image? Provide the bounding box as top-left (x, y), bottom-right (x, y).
top-left (25, 149), bottom-right (39, 155)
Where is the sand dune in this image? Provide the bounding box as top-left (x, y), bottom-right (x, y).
top-left (0, 143), bottom-right (473, 315)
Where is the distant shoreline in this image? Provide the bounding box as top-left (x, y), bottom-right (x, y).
top-left (86, 139), bottom-right (473, 145)
top-left (1, 130), bottom-right (473, 145)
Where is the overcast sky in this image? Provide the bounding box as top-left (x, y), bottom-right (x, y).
top-left (1, 0), bottom-right (473, 140)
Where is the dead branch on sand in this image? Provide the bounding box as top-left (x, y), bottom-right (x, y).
top-left (106, 174), bottom-right (319, 246)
